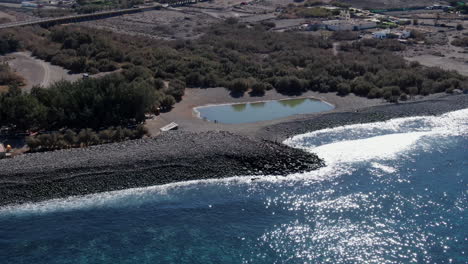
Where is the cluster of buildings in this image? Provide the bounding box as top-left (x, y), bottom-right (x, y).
top-left (296, 6), bottom-right (416, 42)
top-left (20, 0), bottom-right (75, 8)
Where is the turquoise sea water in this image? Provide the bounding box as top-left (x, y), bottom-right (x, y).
top-left (194, 98), bottom-right (334, 124)
top-left (0, 109), bottom-right (467, 264)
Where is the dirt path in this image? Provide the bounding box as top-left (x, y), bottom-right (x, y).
top-left (6, 52), bottom-right (82, 91)
top-left (38, 58), bottom-right (51, 87)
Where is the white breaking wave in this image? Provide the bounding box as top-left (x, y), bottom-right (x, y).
top-left (312, 131), bottom-right (430, 164)
top-left (1, 108), bottom-right (467, 215)
top-left (285, 108), bottom-right (468, 166)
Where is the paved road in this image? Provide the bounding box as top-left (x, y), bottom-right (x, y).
top-left (0, 2), bottom-right (200, 29)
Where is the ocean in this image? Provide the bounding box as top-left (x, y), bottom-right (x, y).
top-left (0, 109), bottom-right (466, 264)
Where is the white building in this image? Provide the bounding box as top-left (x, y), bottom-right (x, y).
top-left (21, 1), bottom-right (39, 7)
top-left (372, 29), bottom-right (390, 39)
top-left (323, 19), bottom-right (377, 31)
top-left (396, 30), bottom-right (411, 39)
top-left (373, 29), bottom-right (411, 39)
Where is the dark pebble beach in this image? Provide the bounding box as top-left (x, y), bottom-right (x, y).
top-left (0, 93), bottom-right (466, 206)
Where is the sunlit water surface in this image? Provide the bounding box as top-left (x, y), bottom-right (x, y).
top-left (0, 109), bottom-right (467, 264)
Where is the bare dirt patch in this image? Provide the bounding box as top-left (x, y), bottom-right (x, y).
top-left (6, 52), bottom-right (82, 91)
top-left (401, 26), bottom-right (468, 76)
top-left (82, 8), bottom-right (220, 39)
top-left (339, 0), bottom-right (444, 9)
top-left (81, 0), bottom-right (295, 39)
top-left (145, 87), bottom-right (386, 137)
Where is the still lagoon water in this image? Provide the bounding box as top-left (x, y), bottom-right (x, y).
top-left (0, 109), bottom-right (467, 264)
top-left (194, 98), bottom-right (334, 124)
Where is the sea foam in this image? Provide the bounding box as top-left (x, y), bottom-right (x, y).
top-left (285, 108), bottom-right (468, 166)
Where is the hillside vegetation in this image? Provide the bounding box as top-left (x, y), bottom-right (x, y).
top-left (0, 20), bottom-right (466, 135)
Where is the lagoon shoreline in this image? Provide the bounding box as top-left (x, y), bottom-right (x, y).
top-left (0, 93), bottom-right (467, 207)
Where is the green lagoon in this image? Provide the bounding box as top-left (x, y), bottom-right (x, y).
top-left (195, 98), bottom-right (334, 124)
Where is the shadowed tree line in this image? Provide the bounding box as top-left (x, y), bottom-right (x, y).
top-left (0, 73), bottom-right (178, 132)
top-left (26, 125), bottom-right (148, 152)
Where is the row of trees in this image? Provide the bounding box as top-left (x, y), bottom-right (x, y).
top-left (0, 72), bottom-right (182, 132)
top-left (26, 125), bottom-right (148, 152)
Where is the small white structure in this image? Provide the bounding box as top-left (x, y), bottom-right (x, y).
top-left (0, 144), bottom-right (5, 159)
top-left (160, 122), bottom-right (178, 132)
top-left (323, 19), bottom-right (377, 31)
top-left (21, 1), bottom-right (39, 8)
top-left (373, 29), bottom-right (411, 39)
top-left (396, 30), bottom-right (411, 39)
top-left (372, 29), bottom-right (390, 39)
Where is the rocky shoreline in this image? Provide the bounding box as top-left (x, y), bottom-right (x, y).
top-left (0, 131), bottom-right (323, 206)
top-left (0, 94), bottom-right (467, 206)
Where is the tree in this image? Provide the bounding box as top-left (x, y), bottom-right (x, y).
top-left (228, 78), bottom-right (250, 94)
top-left (63, 129), bottom-right (78, 146)
top-left (26, 136), bottom-right (41, 152)
top-left (275, 76), bottom-right (307, 95)
top-left (167, 79), bottom-right (185, 101)
top-left (159, 95), bottom-right (176, 111)
top-left (351, 78), bottom-right (375, 96)
top-left (250, 82), bottom-right (269, 95)
top-left (337, 83), bottom-right (351, 96)
top-left (367, 87), bottom-right (383, 98)
top-left (69, 57), bottom-right (87, 73)
top-left (78, 128), bottom-right (99, 146)
top-left (134, 124), bottom-right (149, 138)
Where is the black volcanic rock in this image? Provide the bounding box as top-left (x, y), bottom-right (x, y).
top-left (0, 131), bottom-right (323, 206)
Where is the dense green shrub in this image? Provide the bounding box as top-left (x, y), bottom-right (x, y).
top-left (26, 125), bottom-right (149, 152)
top-left (0, 64), bottom-right (23, 86)
top-left (0, 74), bottom-right (159, 131)
top-left (0, 33), bottom-right (19, 55)
top-left (451, 37), bottom-right (468, 47)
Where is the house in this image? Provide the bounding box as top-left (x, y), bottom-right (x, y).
top-left (372, 29), bottom-right (390, 39)
top-left (373, 29), bottom-right (411, 39)
top-left (323, 19), bottom-right (377, 31)
top-left (396, 30), bottom-right (411, 39)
